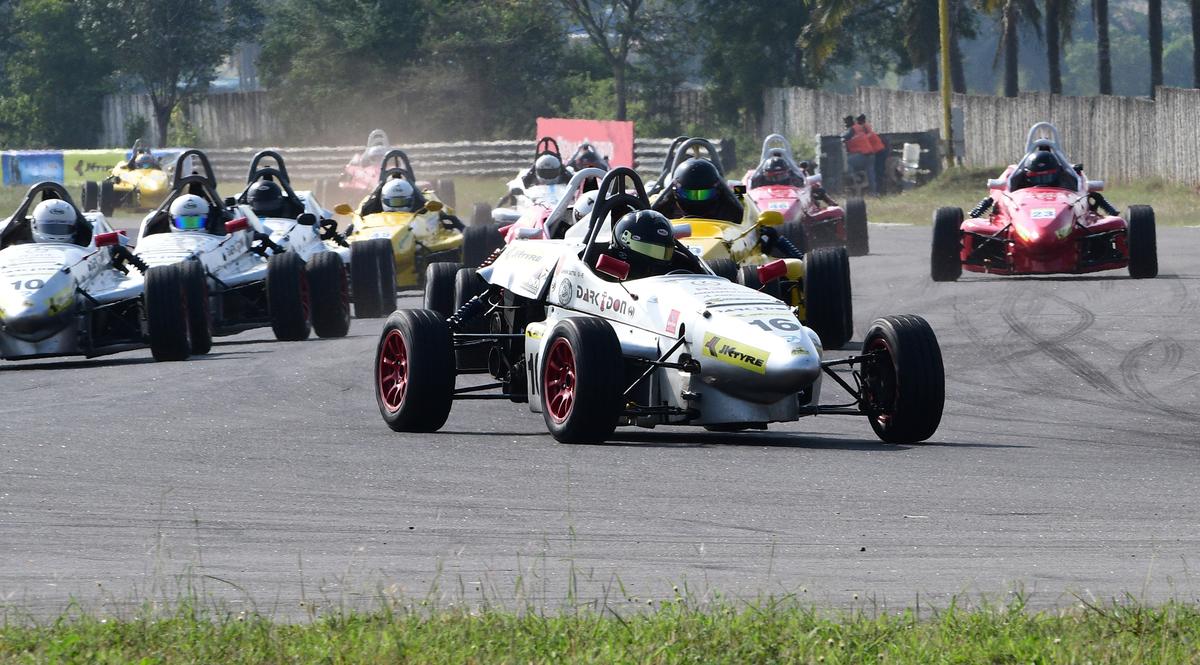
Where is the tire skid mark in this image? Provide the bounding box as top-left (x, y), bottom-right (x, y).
top-left (1118, 338), bottom-right (1200, 424)
top-left (1000, 291), bottom-right (1122, 397)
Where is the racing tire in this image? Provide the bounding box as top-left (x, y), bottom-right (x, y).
top-left (462, 223), bottom-right (504, 267)
top-left (707, 258), bottom-right (738, 281)
top-left (471, 203), bottom-right (492, 228)
top-left (454, 267), bottom-right (490, 370)
top-left (738, 264), bottom-right (783, 300)
top-left (100, 180), bottom-right (116, 217)
top-left (1126, 205), bottom-right (1158, 279)
top-left (778, 221), bottom-right (809, 257)
top-left (422, 261), bottom-right (461, 319)
top-left (351, 239), bottom-right (396, 319)
top-left (82, 182), bottom-right (100, 212)
top-left (862, 315), bottom-right (944, 443)
top-left (267, 252), bottom-right (312, 341)
top-left (144, 264), bottom-right (192, 362)
top-left (436, 178), bottom-right (456, 209)
top-left (179, 260), bottom-right (212, 355)
top-left (845, 197), bottom-right (869, 256)
top-left (307, 252), bottom-right (351, 338)
top-left (376, 309), bottom-right (456, 432)
top-left (804, 247), bottom-right (854, 349)
top-left (931, 207), bottom-right (963, 282)
top-left (540, 318), bottom-right (625, 444)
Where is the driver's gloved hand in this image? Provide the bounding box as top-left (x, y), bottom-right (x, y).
top-left (969, 197), bottom-right (994, 218)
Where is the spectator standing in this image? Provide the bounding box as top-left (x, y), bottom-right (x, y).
top-left (841, 115), bottom-right (876, 194)
top-left (857, 114), bottom-right (888, 195)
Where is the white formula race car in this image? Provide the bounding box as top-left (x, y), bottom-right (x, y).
top-left (133, 150), bottom-right (347, 359)
top-left (375, 169), bottom-right (945, 444)
top-left (0, 182), bottom-right (193, 362)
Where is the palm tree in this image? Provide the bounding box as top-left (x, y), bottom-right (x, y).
top-left (1095, 0), bottom-right (1112, 93)
top-left (1045, 0), bottom-right (1076, 94)
top-left (980, 0), bottom-right (1042, 97)
top-left (1192, 0), bottom-right (1200, 88)
top-left (1149, 0), bottom-right (1162, 97)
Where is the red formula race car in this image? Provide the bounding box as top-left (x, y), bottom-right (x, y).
top-left (744, 134), bottom-right (868, 256)
top-left (931, 123), bottom-right (1157, 281)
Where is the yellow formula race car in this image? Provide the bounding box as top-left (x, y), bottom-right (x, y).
top-left (648, 138), bottom-right (854, 349)
top-left (82, 139), bottom-right (170, 217)
top-left (333, 149), bottom-right (464, 292)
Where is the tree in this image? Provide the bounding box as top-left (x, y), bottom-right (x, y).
top-left (1095, 0), bottom-right (1112, 93)
top-left (1149, 0), bottom-right (1162, 97)
top-left (557, 0), bottom-right (648, 121)
top-left (79, 0), bottom-right (258, 146)
top-left (1, 0), bottom-right (113, 147)
top-left (1045, 0), bottom-right (1077, 94)
top-left (899, 0), bottom-right (976, 93)
top-left (980, 0), bottom-right (1042, 96)
top-left (1193, 0), bottom-right (1200, 88)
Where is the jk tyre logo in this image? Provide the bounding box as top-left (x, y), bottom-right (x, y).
top-left (702, 333), bottom-right (768, 374)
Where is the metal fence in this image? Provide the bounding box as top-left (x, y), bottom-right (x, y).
top-left (762, 85), bottom-right (1200, 185)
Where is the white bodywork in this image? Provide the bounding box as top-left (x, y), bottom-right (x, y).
top-left (133, 205), bottom-right (270, 290)
top-left (479, 237), bottom-right (825, 427)
top-left (0, 213), bottom-right (144, 359)
top-left (257, 190), bottom-right (349, 264)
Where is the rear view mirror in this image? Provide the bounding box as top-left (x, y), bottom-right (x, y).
top-left (225, 218), bottom-right (249, 234)
top-left (514, 227), bottom-right (543, 239)
top-left (596, 254), bottom-right (631, 281)
top-left (756, 258), bottom-right (803, 284)
top-left (94, 230), bottom-right (128, 248)
top-left (424, 200), bottom-right (444, 212)
top-left (1087, 180), bottom-right (1104, 192)
top-left (756, 210), bottom-right (784, 227)
top-left (296, 212), bottom-right (317, 226)
top-left (987, 178), bottom-right (1006, 191)
top-left (334, 203), bottom-right (355, 216)
top-left (805, 174), bottom-right (823, 187)
top-left (672, 223), bottom-right (692, 239)
top-left (224, 197), bottom-right (237, 208)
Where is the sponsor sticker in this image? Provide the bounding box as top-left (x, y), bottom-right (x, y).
top-left (1031, 208), bottom-right (1056, 219)
top-left (665, 309), bottom-right (680, 334)
top-left (768, 201), bottom-right (792, 210)
top-left (557, 278), bottom-right (574, 305)
top-left (702, 333), bottom-right (768, 374)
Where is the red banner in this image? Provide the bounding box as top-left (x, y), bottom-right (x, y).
top-left (536, 118), bottom-right (635, 168)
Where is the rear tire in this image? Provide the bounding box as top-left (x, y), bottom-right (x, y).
top-left (82, 182), bottom-right (100, 212)
top-left (100, 180), bottom-right (116, 217)
top-left (307, 252), bottom-right (351, 338)
top-left (144, 264), bottom-right (191, 362)
top-left (862, 315), bottom-right (944, 443)
top-left (738, 264), bottom-right (783, 300)
top-left (351, 239), bottom-right (396, 318)
top-left (376, 309), bottom-right (456, 432)
top-left (454, 267), bottom-right (490, 370)
top-left (422, 261), bottom-right (461, 319)
top-left (931, 207), bottom-right (963, 282)
top-left (267, 252), bottom-right (312, 341)
top-left (778, 221), bottom-right (808, 257)
top-left (803, 247), bottom-right (853, 349)
top-left (1127, 205), bottom-right (1158, 279)
top-left (462, 223), bottom-right (504, 267)
top-left (541, 318), bottom-right (625, 444)
top-left (471, 203), bottom-right (492, 228)
top-left (179, 260), bottom-right (212, 355)
top-left (707, 258), bottom-right (738, 281)
top-left (845, 197), bottom-right (869, 256)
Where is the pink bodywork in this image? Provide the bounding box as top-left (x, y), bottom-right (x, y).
top-left (744, 179), bottom-right (846, 244)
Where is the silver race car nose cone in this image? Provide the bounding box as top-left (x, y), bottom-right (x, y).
top-left (0, 301), bottom-right (76, 342)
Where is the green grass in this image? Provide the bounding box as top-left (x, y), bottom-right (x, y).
top-left (872, 167), bottom-right (1200, 226)
top-left (3, 594), bottom-right (1199, 663)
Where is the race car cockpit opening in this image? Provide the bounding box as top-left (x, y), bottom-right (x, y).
top-left (1009, 142), bottom-right (1080, 192)
top-left (0, 182), bottom-right (92, 249)
top-left (749, 149), bottom-right (807, 188)
top-left (651, 158), bottom-right (744, 225)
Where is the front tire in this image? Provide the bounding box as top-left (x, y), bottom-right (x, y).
top-left (462, 223), bottom-right (504, 267)
top-left (423, 262), bottom-right (461, 319)
top-left (436, 178), bottom-right (456, 208)
top-left (376, 309), bottom-right (456, 432)
top-left (707, 258), bottom-right (738, 281)
top-left (144, 264), bottom-right (191, 362)
top-left (100, 180), bottom-right (116, 217)
top-left (82, 182), bottom-right (100, 212)
top-left (1127, 205), bottom-right (1158, 279)
top-left (179, 260), bottom-right (212, 355)
top-left (862, 315), bottom-right (944, 443)
top-left (307, 252), bottom-right (351, 338)
top-left (471, 203), bottom-right (492, 228)
top-left (845, 197), bottom-right (869, 256)
top-left (541, 318), bottom-right (625, 444)
top-left (454, 266), bottom-right (490, 370)
top-left (931, 207), bottom-right (963, 282)
top-left (804, 247), bottom-right (853, 349)
top-left (267, 252), bottom-right (312, 341)
top-left (351, 239), bottom-right (396, 318)
top-left (738, 264), bottom-right (783, 300)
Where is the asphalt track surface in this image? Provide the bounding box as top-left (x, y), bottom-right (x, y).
top-left (2, 225), bottom-right (1199, 616)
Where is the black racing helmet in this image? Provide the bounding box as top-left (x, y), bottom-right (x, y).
top-left (671, 159), bottom-right (722, 216)
top-left (610, 210), bottom-right (675, 270)
top-left (1022, 150), bottom-right (1062, 187)
top-left (763, 156), bottom-right (791, 183)
top-left (247, 179), bottom-right (284, 217)
top-left (571, 144), bottom-right (607, 170)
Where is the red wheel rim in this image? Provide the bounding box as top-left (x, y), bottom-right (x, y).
top-left (864, 336), bottom-right (895, 426)
top-left (543, 337), bottom-right (576, 424)
top-left (378, 329), bottom-right (408, 413)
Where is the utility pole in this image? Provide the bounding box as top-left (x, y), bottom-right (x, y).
top-left (939, 0), bottom-right (955, 167)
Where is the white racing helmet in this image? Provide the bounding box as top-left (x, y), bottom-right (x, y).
top-left (535, 154), bottom-right (562, 184)
top-left (381, 178), bottom-right (415, 212)
top-left (573, 190), bottom-right (598, 223)
top-left (31, 199), bottom-right (79, 243)
top-left (169, 194), bottom-right (209, 232)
